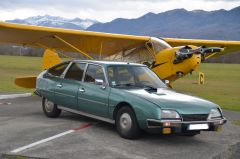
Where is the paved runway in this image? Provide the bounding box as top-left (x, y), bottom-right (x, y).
top-left (0, 96), bottom-right (240, 159)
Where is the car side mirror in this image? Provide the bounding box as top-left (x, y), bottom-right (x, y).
top-left (164, 80), bottom-right (172, 88)
top-left (95, 79), bottom-right (106, 89)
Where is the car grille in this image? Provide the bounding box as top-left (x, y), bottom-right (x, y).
top-left (181, 114), bottom-right (208, 121)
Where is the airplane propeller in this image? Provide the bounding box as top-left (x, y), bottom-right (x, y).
top-left (173, 46), bottom-right (224, 64)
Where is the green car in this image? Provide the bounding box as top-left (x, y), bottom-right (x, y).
top-left (36, 60), bottom-right (227, 139)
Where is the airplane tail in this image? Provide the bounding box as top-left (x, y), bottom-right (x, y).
top-left (15, 76), bottom-right (37, 89)
top-left (15, 49), bottom-right (62, 89)
top-left (42, 49), bottom-right (62, 70)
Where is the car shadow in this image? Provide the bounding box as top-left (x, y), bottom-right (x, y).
top-left (59, 111), bottom-right (207, 145)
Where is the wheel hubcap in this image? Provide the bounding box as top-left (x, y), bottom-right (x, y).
top-left (119, 113), bottom-right (132, 131)
top-left (45, 99), bottom-right (54, 112)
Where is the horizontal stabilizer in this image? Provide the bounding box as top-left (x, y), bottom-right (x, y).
top-left (15, 76), bottom-right (37, 88)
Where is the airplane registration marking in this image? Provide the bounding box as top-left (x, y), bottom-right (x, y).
top-left (11, 123), bottom-right (92, 153)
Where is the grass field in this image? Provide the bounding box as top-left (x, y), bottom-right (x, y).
top-left (0, 55), bottom-right (41, 92)
top-left (173, 63), bottom-right (240, 111)
top-left (0, 55), bottom-right (239, 111)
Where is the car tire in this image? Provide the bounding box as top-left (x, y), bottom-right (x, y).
top-left (42, 97), bottom-right (61, 118)
top-left (116, 106), bottom-right (141, 139)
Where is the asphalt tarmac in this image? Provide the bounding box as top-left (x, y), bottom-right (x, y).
top-left (0, 96), bottom-right (240, 159)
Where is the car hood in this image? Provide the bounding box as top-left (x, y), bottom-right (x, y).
top-left (126, 88), bottom-right (218, 114)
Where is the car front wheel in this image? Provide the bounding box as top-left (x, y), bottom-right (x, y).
top-left (42, 97), bottom-right (61, 118)
top-left (116, 106), bottom-right (141, 139)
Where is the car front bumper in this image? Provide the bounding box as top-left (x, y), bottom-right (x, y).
top-left (146, 118), bottom-right (227, 134)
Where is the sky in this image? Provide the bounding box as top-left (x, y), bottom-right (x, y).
top-left (0, 0), bottom-right (240, 22)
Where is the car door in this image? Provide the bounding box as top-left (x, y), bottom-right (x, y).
top-left (78, 63), bottom-right (110, 118)
top-left (41, 62), bottom-right (70, 103)
top-left (54, 62), bottom-right (86, 110)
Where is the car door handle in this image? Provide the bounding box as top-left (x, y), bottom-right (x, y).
top-left (79, 88), bottom-right (85, 93)
top-left (57, 84), bottom-right (63, 88)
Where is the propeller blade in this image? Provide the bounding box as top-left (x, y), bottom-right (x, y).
top-left (174, 46), bottom-right (224, 64)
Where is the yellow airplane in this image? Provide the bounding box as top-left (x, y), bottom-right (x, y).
top-left (0, 22), bottom-right (240, 88)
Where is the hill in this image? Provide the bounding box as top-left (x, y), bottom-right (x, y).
top-left (88, 7), bottom-right (240, 40)
top-left (1, 8), bottom-right (240, 63)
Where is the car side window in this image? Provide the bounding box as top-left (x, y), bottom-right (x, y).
top-left (65, 63), bottom-right (86, 81)
top-left (84, 64), bottom-right (105, 84)
top-left (48, 62), bottom-right (69, 77)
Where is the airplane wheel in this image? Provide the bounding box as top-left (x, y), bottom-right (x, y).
top-left (42, 97), bottom-right (61, 118)
top-left (116, 106), bottom-right (141, 139)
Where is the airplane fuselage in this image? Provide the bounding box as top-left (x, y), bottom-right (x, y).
top-left (152, 46), bottom-right (201, 82)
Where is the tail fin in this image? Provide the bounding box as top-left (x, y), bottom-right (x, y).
top-left (42, 49), bottom-right (61, 70)
top-left (15, 49), bottom-right (61, 89)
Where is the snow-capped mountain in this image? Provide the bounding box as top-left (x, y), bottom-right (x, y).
top-left (6, 15), bottom-right (98, 30)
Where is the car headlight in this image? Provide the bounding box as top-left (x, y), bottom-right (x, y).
top-left (161, 110), bottom-right (181, 120)
top-left (208, 108), bottom-right (222, 120)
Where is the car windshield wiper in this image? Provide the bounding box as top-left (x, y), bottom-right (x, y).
top-left (114, 83), bottom-right (137, 87)
top-left (142, 85), bottom-right (157, 91)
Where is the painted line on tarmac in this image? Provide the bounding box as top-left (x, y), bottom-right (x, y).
top-left (0, 102), bottom-right (11, 105)
top-left (0, 93), bottom-right (32, 100)
top-left (11, 123), bottom-right (92, 153)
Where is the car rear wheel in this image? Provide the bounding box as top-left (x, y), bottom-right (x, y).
top-left (116, 106), bottom-right (141, 139)
top-left (42, 97), bottom-right (61, 118)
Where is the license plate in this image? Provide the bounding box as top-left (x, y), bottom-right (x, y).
top-left (188, 124), bottom-right (209, 130)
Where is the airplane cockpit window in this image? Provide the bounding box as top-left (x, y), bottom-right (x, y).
top-left (150, 37), bottom-right (172, 53)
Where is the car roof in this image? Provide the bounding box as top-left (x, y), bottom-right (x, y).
top-left (72, 60), bottom-right (145, 66)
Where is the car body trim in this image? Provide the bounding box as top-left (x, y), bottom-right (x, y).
top-left (58, 106), bottom-right (115, 124)
top-left (41, 89), bottom-right (54, 94)
top-left (146, 118), bottom-right (227, 128)
top-left (77, 96), bottom-right (107, 106)
top-left (55, 92), bottom-right (75, 98)
top-left (60, 61), bottom-right (74, 78)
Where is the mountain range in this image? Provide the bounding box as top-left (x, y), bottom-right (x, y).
top-left (87, 6), bottom-right (240, 40)
top-left (7, 15), bottom-right (98, 30)
top-left (5, 7), bottom-right (240, 40)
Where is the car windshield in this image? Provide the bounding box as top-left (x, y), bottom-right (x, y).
top-left (107, 65), bottom-right (167, 89)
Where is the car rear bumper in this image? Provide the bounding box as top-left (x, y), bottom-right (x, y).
top-left (146, 118), bottom-right (227, 134)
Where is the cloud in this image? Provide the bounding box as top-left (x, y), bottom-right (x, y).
top-left (0, 0), bottom-right (239, 22)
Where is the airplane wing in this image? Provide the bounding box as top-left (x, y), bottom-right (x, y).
top-left (0, 22), bottom-right (150, 59)
top-left (1, 22), bottom-right (240, 89)
top-left (1, 22), bottom-right (239, 60)
top-left (163, 38), bottom-right (240, 59)
top-left (0, 22), bottom-right (154, 89)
